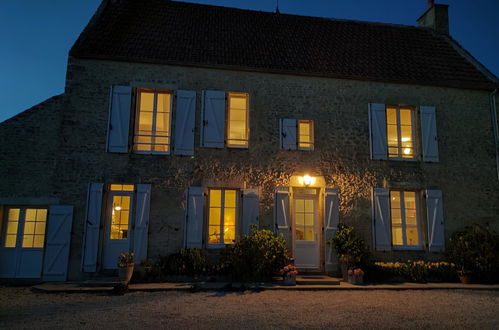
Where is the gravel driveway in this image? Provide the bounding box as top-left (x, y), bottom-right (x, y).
top-left (1, 287), bottom-right (499, 329)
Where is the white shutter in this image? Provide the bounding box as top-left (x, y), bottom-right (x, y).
top-left (373, 188), bottom-right (391, 251)
top-left (133, 184), bottom-right (151, 264)
top-left (420, 106), bottom-right (439, 162)
top-left (106, 85), bottom-right (132, 153)
top-left (174, 90), bottom-right (196, 155)
top-left (185, 187), bottom-right (204, 248)
top-left (42, 205), bottom-right (73, 281)
top-left (369, 103), bottom-right (388, 160)
top-left (274, 187), bottom-right (291, 250)
top-left (242, 189), bottom-right (259, 235)
top-left (82, 183), bottom-right (103, 272)
top-left (426, 189), bottom-right (445, 252)
top-left (280, 119), bottom-right (297, 150)
top-left (201, 90), bottom-right (225, 148)
top-left (324, 188), bottom-right (339, 272)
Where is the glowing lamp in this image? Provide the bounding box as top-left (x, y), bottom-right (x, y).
top-left (299, 174), bottom-right (315, 186)
top-left (114, 206), bottom-right (122, 211)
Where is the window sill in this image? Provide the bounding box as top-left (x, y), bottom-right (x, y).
top-left (392, 245), bottom-right (424, 251)
top-left (206, 244), bottom-right (234, 249)
top-left (132, 151), bottom-right (171, 155)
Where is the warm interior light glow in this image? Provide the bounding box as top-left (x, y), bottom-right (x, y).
top-left (401, 137), bottom-right (410, 142)
top-left (299, 175), bottom-right (316, 186)
top-left (114, 206), bottom-right (122, 211)
top-left (403, 148), bottom-right (411, 155)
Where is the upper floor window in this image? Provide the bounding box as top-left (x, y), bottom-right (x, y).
top-left (386, 106), bottom-right (416, 159)
top-left (133, 88), bottom-right (172, 154)
top-left (390, 191), bottom-right (422, 249)
top-left (208, 188), bottom-right (237, 245)
top-left (280, 118), bottom-right (315, 151)
top-left (227, 93), bottom-right (249, 148)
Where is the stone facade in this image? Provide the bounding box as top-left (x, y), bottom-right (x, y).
top-left (1, 56), bottom-right (498, 280)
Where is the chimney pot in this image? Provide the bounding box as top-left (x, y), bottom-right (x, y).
top-left (428, 0), bottom-right (435, 8)
top-left (417, 3), bottom-right (449, 34)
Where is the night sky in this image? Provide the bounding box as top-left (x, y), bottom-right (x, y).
top-left (1, 0), bottom-right (497, 122)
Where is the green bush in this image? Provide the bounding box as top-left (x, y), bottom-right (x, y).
top-left (329, 223), bottom-right (369, 265)
top-left (364, 261), bottom-right (458, 283)
top-left (221, 226), bottom-right (287, 281)
top-left (155, 248), bottom-right (209, 277)
top-left (446, 224), bottom-right (499, 283)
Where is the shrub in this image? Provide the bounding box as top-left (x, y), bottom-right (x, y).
top-left (221, 225), bottom-right (287, 281)
top-left (446, 224), bottom-right (499, 283)
top-left (329, 223), bottom-right (369, 265)
top-left (155, 248), bottom-right (209, 278)
top-left (364, 261), bottom-right (458, 283)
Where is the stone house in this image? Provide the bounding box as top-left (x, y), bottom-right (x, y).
top-left (0, 0), bottom-right (498, 281)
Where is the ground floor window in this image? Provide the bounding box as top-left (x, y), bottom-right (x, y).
top-left (207, 188), bottom-right (238, 245)
top-left (390, 190), bottom-right (422, 249)
top-left (2, 207), bottom-right (47, 248)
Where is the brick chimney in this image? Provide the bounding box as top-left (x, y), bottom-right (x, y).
top-left (417, 1), bottom-right (449, 34)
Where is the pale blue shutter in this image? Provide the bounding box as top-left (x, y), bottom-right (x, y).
top-left (274, 187), bottom-right (291, 250)
top-left (201, 90), bottom-right (225, 148)
top-left (373, 188), bottom-right (391, 251)
top-left (280, 119), bottom-right (297, 150)
top-left (242, 189), bottom-right (259, 235)
top-left (174, 90), bottom-right (196, 155)
top-left (420, 106), bottom-right (439, 162)
top-left (426, 190), bottom-right (445, 252)
top-left (133, 184), bottom-right (151, 264)
top-left (185, 187), bottom-right (204, 248)
top-left (82, 183), bottom-right (103, 272)
top-left (324, 188), bottom-right (339, 272)
top-left (43, 205), bottom-right (73, 281)
top-left (369, 103), bottom-right (388, 160)
top-left (107, 85), bottom-right (132, 153)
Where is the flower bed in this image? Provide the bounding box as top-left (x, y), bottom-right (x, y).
top-left (364, 261), bottom-right (458, 283)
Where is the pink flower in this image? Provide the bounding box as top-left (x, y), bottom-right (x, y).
top-left (347, 269), bottom-right (353, 275)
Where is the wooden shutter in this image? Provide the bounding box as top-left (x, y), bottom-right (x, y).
top-left (280, 119), bottom-right (297, 150)
top-left (106, 85), bottom-right (132, 153)
top-left (82, 183), bottom-right (103, 272)
top-left (420, 106), bottom-right (439, 162)
top-left (133, 184), bottom-right (151, 264)
top-left (42, 205), bottom-right (73, 281)
top-left (242, 189), bottom-right (259, 235)
top-left (369, 103), bottom-right (388, 160)
top-left (185, 187), bottom-right (204, 248)
top-left (373, 188), bottom-right (391, 251)
top-left (426, 189), bottom-right (445, 252)
top-left (174, 90), bottom-right (196, 155)
top-left (201, 90), bottom-right (225, 148)
top-left (324, 188), bottom-right (339, 272)
top-left (274, 187), bottom-right (291, 250)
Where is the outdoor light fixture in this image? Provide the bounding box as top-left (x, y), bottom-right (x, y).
top-left (114, 206), bottom-right (122, 211)
top-left (300, 174), bottom-right (316, 186)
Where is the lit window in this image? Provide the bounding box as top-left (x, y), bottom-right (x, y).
top-left (208, 189), bottom-right (237, 245)
top-left (386, 106), bottom-right (416, 159)
top-left (110, 184), bottom-right (134, 192)
top-left (390, 191), bottom-right (421, 248)
top-left (227, 93), bottom-right (249, 148)
top-left (110, 195), bottom-right (131, 240)
top-left (298, 120), bottom-right (314, 150)
top-left (2, 207), bottom-right (47, 248)
top-left (134, 89), bottom-right (172, 154)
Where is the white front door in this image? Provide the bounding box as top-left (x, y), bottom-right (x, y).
top-left (0, 207), bottom-right (47, 278)
top-left (293, 193), bottom-right (319, 269)
top-left (103, 191), bottom-right (133, 269)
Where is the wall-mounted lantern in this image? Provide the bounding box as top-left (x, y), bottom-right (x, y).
top-left (299, 174), bottom-right (316, 186)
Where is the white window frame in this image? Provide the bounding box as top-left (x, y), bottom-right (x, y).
top-left (2, 206), bottom-right (48, 249)
top-left (386, 105), bottom-right (417, 161)
top-left (206, 188), bottom-right (239, 248)
top-left (297, 119), bottom-right (314, 151)
top-left (133, 88), bottom-right (173, 155)
top-left (390, 190), bottom-right (423, 250)
top-left (226, 92), bottom-right (250, 148)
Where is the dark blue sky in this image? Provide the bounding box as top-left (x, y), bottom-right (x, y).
top-left (1, 0), bottom-right (498, 122)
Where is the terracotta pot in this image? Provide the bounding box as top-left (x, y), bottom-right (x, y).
top-left (283, 275), bottom-right (296, 286)
top-left (119, 265), bottom-right (134, 284)
top-left (459, 274), bottom-right (471, 284)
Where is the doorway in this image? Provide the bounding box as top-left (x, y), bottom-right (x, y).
top-left (293, 188), bottom-right (320, 269)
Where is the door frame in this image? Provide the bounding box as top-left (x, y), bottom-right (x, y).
top-left (291, 188), bottom-right (322, 271)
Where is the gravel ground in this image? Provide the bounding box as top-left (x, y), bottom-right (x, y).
top-left (1, 287), bottom-right (499, 329)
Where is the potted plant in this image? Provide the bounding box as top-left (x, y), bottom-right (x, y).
top-left (279, 264), bottom-right (298, 286)
top-left (329, 223), bottom-right (368, 280)
top-left (347, 267), bottom-right (364, 285)
top-left (118, 252), bottom-right (134, 284)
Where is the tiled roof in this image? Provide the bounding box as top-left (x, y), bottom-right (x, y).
top-left (70, 0), bottom-right (497, 90)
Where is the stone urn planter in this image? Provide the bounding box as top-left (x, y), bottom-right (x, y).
top-left (348, 274), bottom-right (363, 285)
top-left (283, 275), bottom-right (297, 286)
top-left (119, 264), bottom-right (134, 284)
top-left (280, 264), bottom-right (298, 286)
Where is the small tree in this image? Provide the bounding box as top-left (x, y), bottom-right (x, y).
top-left (329, 223), bottom-right (368, 266)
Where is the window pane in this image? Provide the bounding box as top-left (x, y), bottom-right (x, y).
top-left (138, 111), bottom-right (153, 133)
top-left (155, 113), bottom-right (170, 134)
top-left (33, 235), bottom-right (45, 248)
top-left (157, 93), bottom-right (171, 113)
top-left (209, 208), bottom-right (221, 226)
top-left (391, 208), bottom-right (402, 225)
top-left (224, 190), bottom-right (236, 208)
top-left (298, 120), bottom-right (313, 149)
top-left (386, 107), bottom-right (397, 125)
top-left (5, 235), bottom-right (16, 248)
top-left (208, 226), bottom-right (221, 244)
top-left (140, 92), bottom-right (154, 111)
top-left (24, 222), bottom-right (35, 235)
top-left (304, 200), bottom-right (314, 213)
top-left (387, 125), bottom-right (399, 147)
top-left (400, 109), bottom-right (412, 126)
top-left (22, 235), bottom-right (33, 248)
top-left (36, 209), bottom-right (47, 221)
top-left (228, 93), bottom-right (248, 147)
top-left (224, 208), bottom-right (236, 227)
top-left (295, 200), bottom-right (304, 213)
top-left (224, 226), bottom-right (235, 244)
top-left (390, 191), bottom-right (401, 206)
top-left (295, 228), bottom-right (304, 240)
top-left (392, 226), bottom-right (403, 245)
top-left (7, 221), bottom-right (18, 234)
top-left (8, 208), bottom-right (20, 221)
top-left (404, 192), bottom-right (416, 209)
top-left (304, 228), bottom-right (315, 241)
top-left (110, 195), bottom-right (129, 240)
top-left (210, 190), bottom-right (221, 207)
top-left (25, 209), bottom-right (37, 221)
top-left (35, 222), bottom-right (46, 235)
top-left (295, 213), bottom-right (304, 226)
top-left (406, 227), bottom-right (419, 246)
top-left (304, 213), bottom-right (314, 226)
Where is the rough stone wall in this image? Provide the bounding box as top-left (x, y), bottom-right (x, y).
top-left (0, 95), bottom-right (63, 199)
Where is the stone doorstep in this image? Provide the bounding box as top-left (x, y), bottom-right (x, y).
top-left (30, 281), bottom-right (499, 293)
